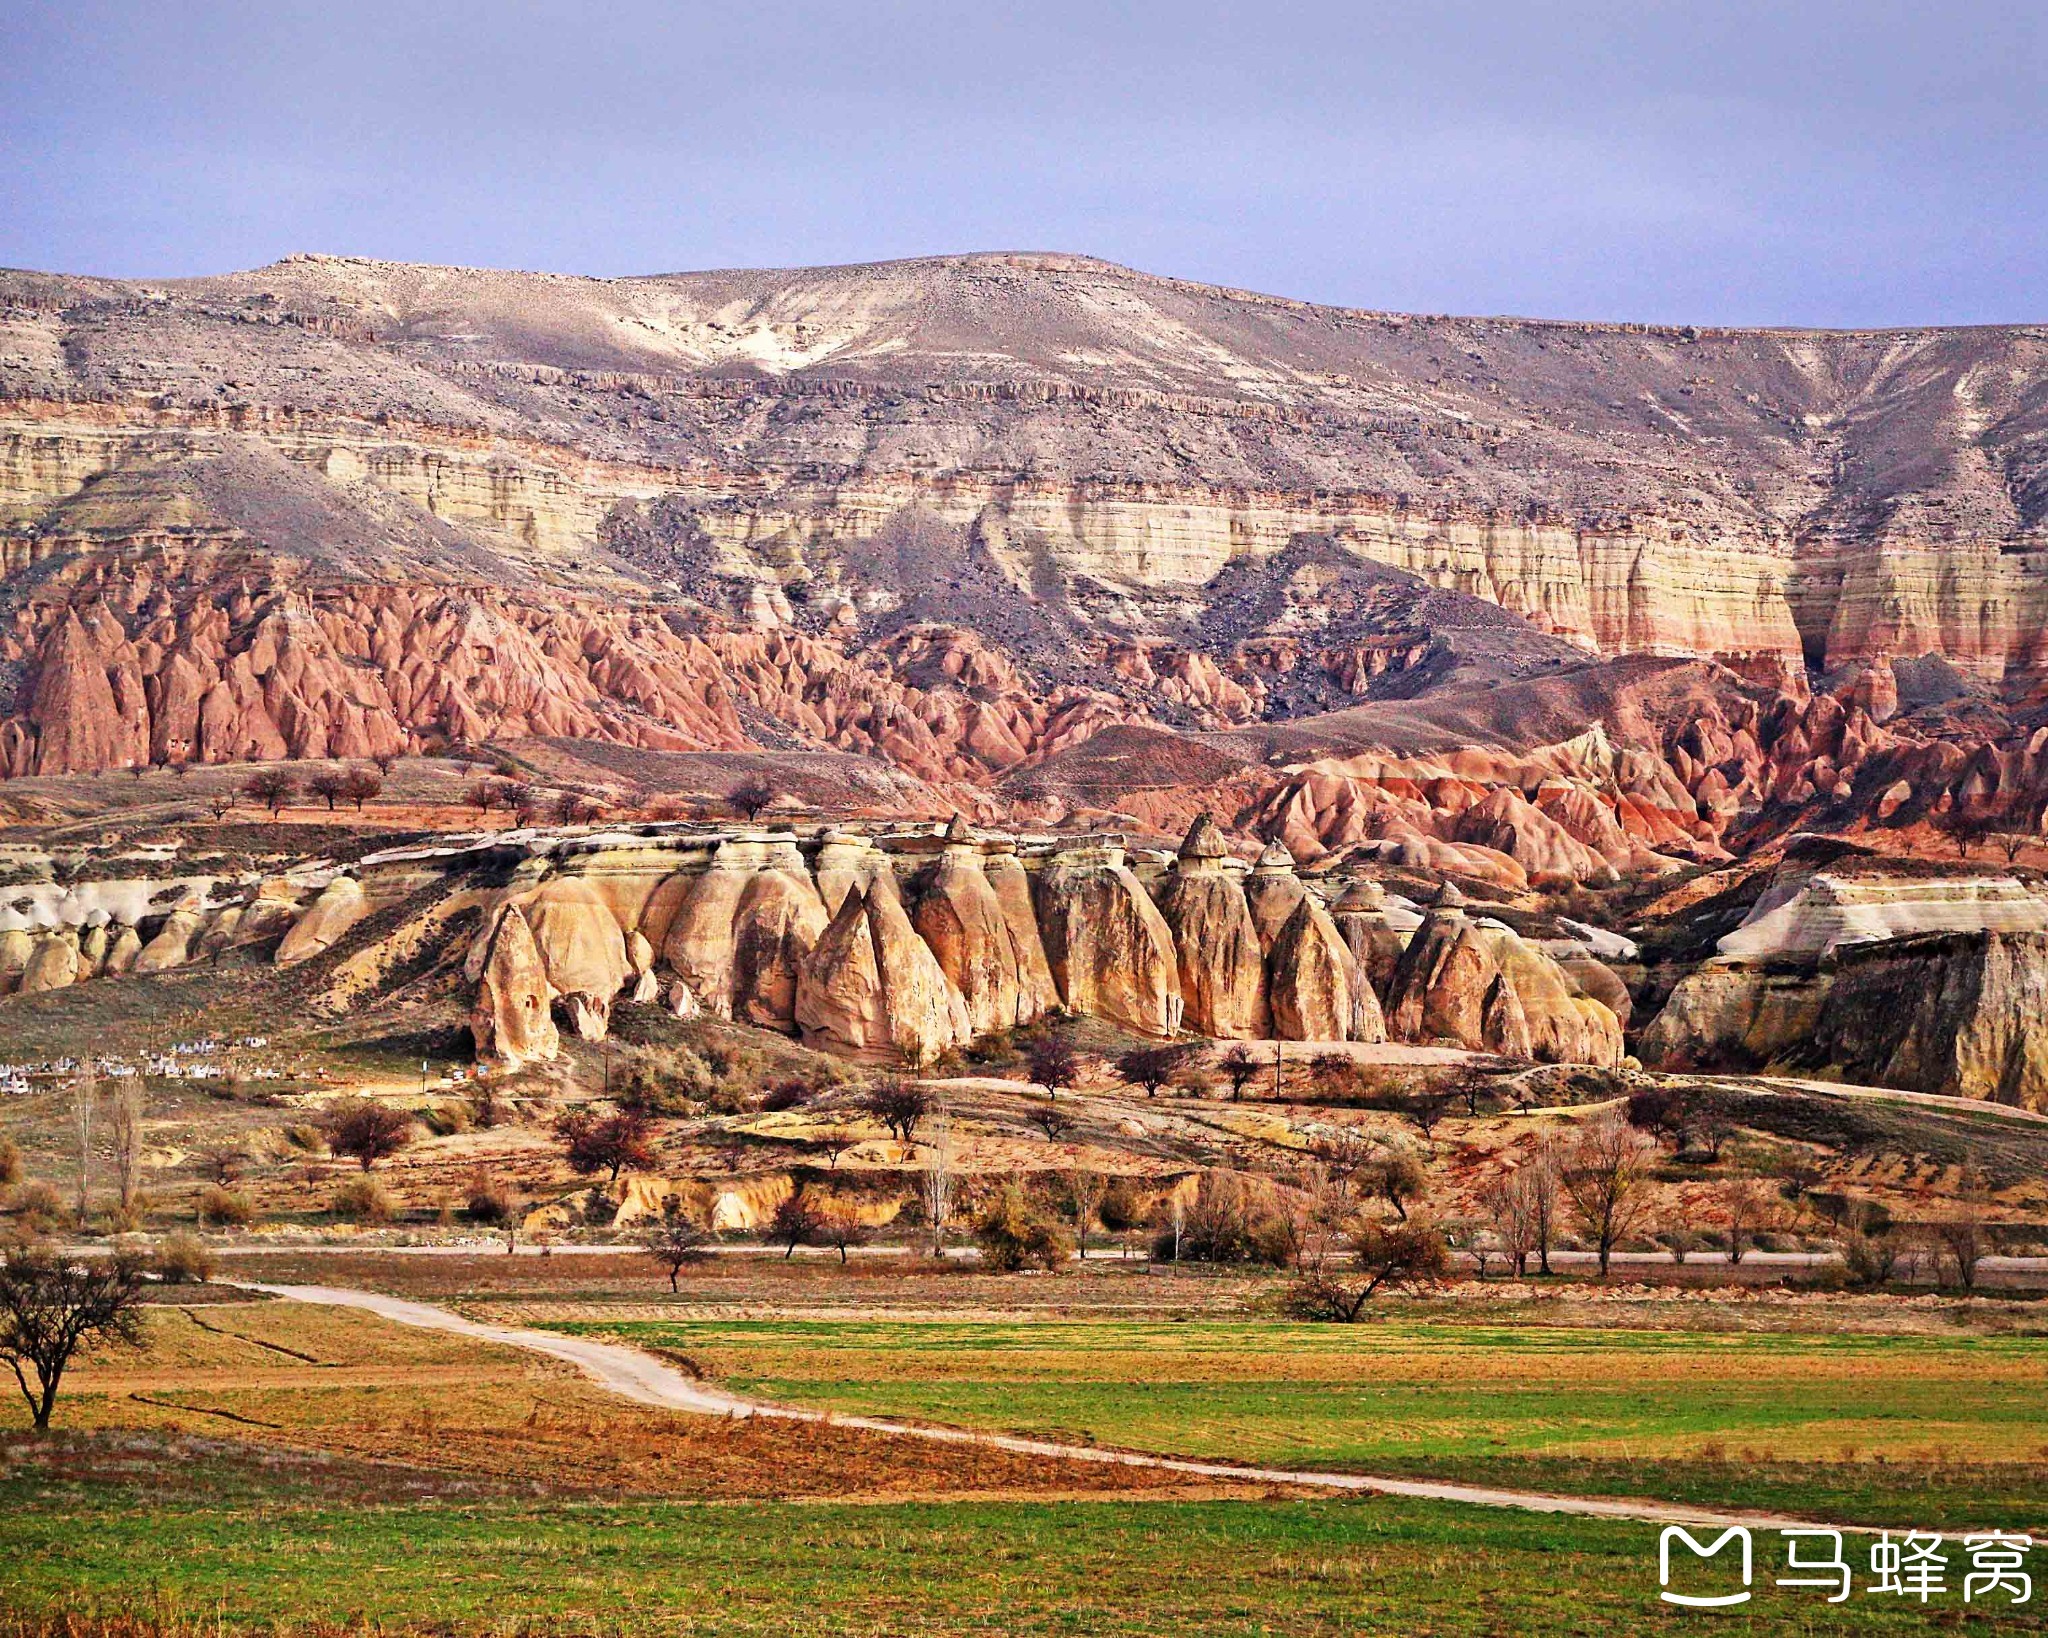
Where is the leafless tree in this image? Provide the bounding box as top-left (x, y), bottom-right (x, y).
top-left (920, 1098), bottom-right (955, 1257)
top-left (0, 1243), bottom-right (150, 1429)
top-left (339, 767), bottom-right (383, 811)
top-left (1523, 1141), bottom-right (1564, 1275)
top-left (1404, 1081), bottom-right (1454, 1140)
top-left (1116, 1043), bottom-right (1189, 1099)
top-left (818, 1204), bottom-right (872, 1263)
top-left (1060, 1168), bottom-right (1108, 1256)
top-left (770, 1192), bottom-right (826, 1259)
top-left (1718, 1177), bottom-right (1776, 1265)
top-left (1218, 1043), bottom-right (1262, 1101)
top-left (71, 1069), bottom-right (96, 1226)
top-left (307, 770), bottom-right (348, 811)
top-left (110, 1082), bottom-right (145, 1226)
top-left (1026, 1029), bottom-right (1082, 1099)
top-left (1479, 1172), bottom-right (1536, 1276)
top-left (1031, 1101), bottom-right (1077, 1142)
top-left (862, 1078), bottom-right (930, 1143)
top-left (242, 769), bottom-right (298, 818)
top-left (729, 775), bottom-right (776, 822)
top-left (320, 1099), bottom-right (416, 1172)
top-left (642, 1198), bottom-right (710, 1291)
top-left (1931, 1215), bottom-right (1991, 1291)
top-left (556, 1109), bottom-right (655, 1183)
top-left (1283, 1220), bottom-right (1451, 1321)
top-left (1560, 1112), bottom-right (1660, 1277)
top-left (813, 1126), bottom-right (858, 1169)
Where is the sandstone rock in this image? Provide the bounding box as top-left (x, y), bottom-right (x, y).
top-left (520, 878), bottom-right (632, 1040)
top-left (19, 931), bottom-right (80, 993)
top-left (134, 907), bottom-right (207, 973)
top-left (195, 907), bottom-right (243, 960)
top-left (1243, 840), bottom-right (1308, 952)
top-left (1330, 877), bottom-right (1414, 999)
top-left (795, 884), bottom-right (971, 1063)
top-left (983, 851), bottom-right (1062, 1017)
top-left (0, 926), bottom-right (30, 994)
top-left (275, 876), bottom-right (369, 966)
top-left (1453, 787), bottom-right (1617, 883)
top-left (1267, 897), bottom-right (1383, 1042)
top-left (1033, 845), bottom-right (1184, 1037)
top-left (1813, 932), bottom-right (2048, 1110)
top-left (1718, 873), bottom-right (2048, 960)
top-left (102, 925), bottom-right (142, 976)
top-left (660, 854), bottom-right (753, 1017)
top-left (1638, 960), bottom-right (1826, 1071)
top-left (1384, 898), bottom-right (1618, 1063)
top-left (731, 863), bottom-right (830, 1030)
top-left (910, 841), bottom-right (1055, 1036)
top-left (1154, 815), bottom-right (1268, 1039)
top-left (469, 905), bottom-right (560, 1069)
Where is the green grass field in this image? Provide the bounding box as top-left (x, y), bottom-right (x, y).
top-left (6, 1477), bottom-right (2035, 1636)
top-left (553, 1317), bottom-right (2048, 1529)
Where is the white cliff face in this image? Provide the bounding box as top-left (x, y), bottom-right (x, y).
top-left (1717, 874), bottom-right (2048, 960)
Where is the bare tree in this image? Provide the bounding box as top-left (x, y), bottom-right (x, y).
top-left (0, 1243), bottom-right (150, 1429)
top-left (1479, 1172), bottom-right (1536, 1276)
top-left (813, 1127), bottom-right (858, 1169)
top-left (642, 1198), bottom-right (709, 1292)
top-left (1718, 1177), bottom-right (1776, 1265)
top-left (769, 1192), bottom-right (826, 1258)
top-left (555, 1109), bottom-right (655, 1184)
top-left (1932, 1215), bottom-right (1991, 1291)
top-left (323, 1099), bottom-right (417, 1172)
top-left (1060, 1168), bottom-right (1109, 1256)
top-left (71, 1069), bottom-right (97, 1226)
top-left (1026, 1029), bottom-right (1082, 1099)
top-left (1116, 1043), bottom-right (1188, 1099)
top-left (861, 1078), bottom-right (930, 1143)
top-left (110, 1082), bottom-right (145, 1226)
top-left (1524, 1141), bottom-right (1563, 1276)
top-left (1404, 1082), bottom-right (1454, 1140)
top-left (1031, 1102), bottom-right (1077, 1142)
top-left (1559, 1112), bottom-right (1659, 1277)
top-left (920, 1098), bottom-right (955, 1258)
top-left (729, 775), bottom-right (776, 822)
top-left (1218, 1043), bottom-right (1262, 1101)
top-left (339, 767), bottom-right (383, 811)
top-left (818, 1204), bottom-right (872, 1264)
top-left (307, 770), bottom-right (348, 811)
top-left (242, 769), bottom-right (298, 818)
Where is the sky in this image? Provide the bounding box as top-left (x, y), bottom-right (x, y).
top-left (3, 0), bottom-right (2044, 328)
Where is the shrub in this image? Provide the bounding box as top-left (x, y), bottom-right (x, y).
top-left (155, 1231), bottom-right (214, 1284)
top-left (330, 1176), bottom-right (395, 1223)
top-left (974, 1184), bottom-right (1073, 1272)
top-left (464, 1170), bottom-right (512, 1224)
top-left (196, 1185), bottom-right (256, 1227)
top-left (760, 1078), bottom-right (814, 1113)
top-left (319, 1099), bottom-right (416, 1171)
top-left (419, 1101), bottom-right (472, 1137)
top-left (11, 1179), bottom-right (67, 1234)
top-left (0, 1135), bottom-right (19, 1188)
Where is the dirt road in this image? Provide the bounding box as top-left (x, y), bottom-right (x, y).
top-left (249, 1280), bottom-right (1879, 1534)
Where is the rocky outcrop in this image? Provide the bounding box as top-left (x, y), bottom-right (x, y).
top-left (909, 825), bottom-right (1057, 1036)
top-left (1718, 874), bottom-right (2048, 960)
top-left (1383, 885), bottom-right (1620, 1064)
top-left (468, 904), bottom-right (560, 1069)
top-left (274, 876), bottom-right (369, 966)
top-left (134, 907), bottom-right (207, 973)
top-left (1812, 932), bottom-right (2048, 1110)
top-left (730, 859), bottom-right (830, 1030)
top-left (1266, 897), bottom-right (1382, 1042)
top-left (1154, 815), bottom-right (1268, 1039)
top-left (659, 852), bottom-right (754, 1018)
top-left (1242, 841), bottom-right (1309, 952)
top-left (519, 877), bottom-right (632, 1040)
top-left (795, 883), bottom-right (970, 1063)
top-left (18, 931), bottom-right (80, 993)
top-left (1637, 961), bottom-right (1826, 1071)
top-left (1033, 844), bottom-right (1184, 1037)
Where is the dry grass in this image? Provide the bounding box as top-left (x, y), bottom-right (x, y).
top-left (24, 1300), bottom-right (1221, 1502)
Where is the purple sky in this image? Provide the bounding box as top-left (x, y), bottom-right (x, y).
top-left (3, 0), bottom-right (2043, 326)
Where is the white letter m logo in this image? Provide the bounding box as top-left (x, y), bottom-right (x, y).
top-left (1660, 1526), bottom-right (1753, 1607)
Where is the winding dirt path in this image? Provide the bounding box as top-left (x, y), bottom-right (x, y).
top-left (249, 1281), bottom-right (1866, 1534)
